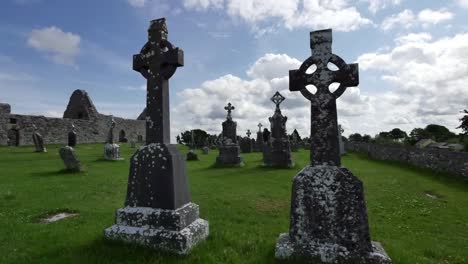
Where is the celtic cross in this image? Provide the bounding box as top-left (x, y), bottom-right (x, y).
top-left (246, 129), bottom-right (251, 138)
top-left (289, 29), bottom-right (359, 166)
top-left (224, 102), bottom-right (235, 120)
top-left (133, 18), bottom-right (183, 144)
top-left (257, 123), bottom-right (263, 133)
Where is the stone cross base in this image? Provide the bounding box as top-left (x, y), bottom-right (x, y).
top-left (104, 143), bottom-right (123, 161)
top-left (275, 165), bottom-right (391, 263)
top-left (216, 145), bottom-right (244, 167)
top-left (262, 139), bottom-right (294, 168)
top-left (275, 234), bottom-right (391, 263)
top-left (104, 203), bottom-right (209, 255)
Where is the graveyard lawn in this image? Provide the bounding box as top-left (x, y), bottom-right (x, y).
top-left (0, 144), bottom-right (467, 264)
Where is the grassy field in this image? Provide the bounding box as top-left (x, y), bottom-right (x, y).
top-left (0, 143), bottom-right (467, 264)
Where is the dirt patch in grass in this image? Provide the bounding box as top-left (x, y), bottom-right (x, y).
top-left (255, 199), bottom-right (288, 213)
top-left (424, 190), bottom-right (445, 200)
top-left (34, 209), bottom-right (79, 224)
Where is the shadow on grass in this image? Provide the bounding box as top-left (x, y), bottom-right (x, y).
top-left (30, 169), bottom-right (87, 177)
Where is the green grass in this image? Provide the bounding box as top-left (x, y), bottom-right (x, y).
top-left (0, 144), bottom-right (467, 264)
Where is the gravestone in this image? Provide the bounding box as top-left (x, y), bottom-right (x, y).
top-left (254, 123), bottom-right (263, 152)
top-left (262, 92), bottom-right (294, 168)
top-left (59, 146), bottom-right (82, 172)
top-left (104, 18), bottom-right (208, 255)
top-left (275, 29), bottom-right (392, 263)
top-left (202, 146), bottom-right (209, 154)
top-left (215, 103), bottom-right (244, 166)
top-left (186, 130), bottom-right (198, 161)
top-left (130, 140), bottom-right (136, 148)
top-left (68, 124), bottom-right (77, 147)
top-left (240, 130), bottom-right (253, 153)
top-left (32, 124), bottom-right (47, 152)
top-left (338, 124), bottom-right (346, 155)
top-left (104, 117), bottom-right (123, 161)
top-left (290, 129), bottom-right (299, 152)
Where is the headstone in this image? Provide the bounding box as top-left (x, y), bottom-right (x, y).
top-left (254, 123), bottom-right (263, 152)
top-left (275, 29), bottom-right (392, 263)
top-left (104, 18), bottom-right (208, 255)
top-left (59, 146), bottom-right (82, 172)
top-left (202, 146), bottom-right (209, 154)
top-left (68, 124), bottom-right (77, 147)
top-left (104, 117), bottom-right (123, 161)
top-left (240, 130), bottom-right (253, 153)
top-left (290, 129), bottom-right (299, 152)
top-left (215, 102), bottom-right (244, 166)
top-left (32, 124), bottom-right (47, 152)
top-left (262, 92), bottom-right (294, 168)
top-left (186, 130), bottom-right (199, 161)
top-left (130, 140), bottom-right (136, 148)
top-left (338, 124), bottom-right (346, 155)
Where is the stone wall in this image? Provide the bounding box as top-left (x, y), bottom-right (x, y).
top-left (0, 113), bottom-right (145, 146)
top-left (345, 142), bottom-right (468, 181)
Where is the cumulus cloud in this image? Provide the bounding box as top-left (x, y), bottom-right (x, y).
top-left (183, 0), bottom-right (372, 32)
top-left (357, 32), bottom-right (468, 133)
top-left (127, 0), bottom-right (146, 7)
top-left (172, 53), bottom-right (369, 138)
top-left (27, 26), bottom-right (80, 66)
top-left (380, 8), bottom-right (454, 31)
top-left (456, 0), bottom-right (468, 8)
top-left (361, 0), bottom-right (403, 14)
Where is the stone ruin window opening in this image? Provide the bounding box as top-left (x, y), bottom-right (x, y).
top-left (9, 118), bottom-right (17, 124)
top-left (7, 128), bottom-right (19, 146)
top-left (137, 135), bottom-right (143, 142)
top-left (77, 112), bottom-right (84, 119)
top-left (119, 130), bottom-right (127, 142)
top-left (305, 84), bottom-right (317, 95)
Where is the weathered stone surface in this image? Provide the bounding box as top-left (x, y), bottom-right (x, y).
top-left (263, 92), bottom-right (294, 168)
top-left (0, 103), bottom-right (11, 114)
top-left (216, 102), bottom-right (243, 166)
top-left (59, 146), bottom-right (82, 171)
top-left (105, 203), bottom-right (209, 255)
top-left (68, 124), bottom-right (77, 147)
top-left (240, 137), bottom-right (253, 153)
top-left (202, 146), bottom-right (209, 154)
top-left (105, 143), bottom-right (123, 161)
top-left (275, 166), bottom-right (391, 263)
top-left (186, 150), bottom-right (199, 161)
top-left (216, 145), bottom-right (243, 166)
top-left (32, 125), bottom-right (47, 152)
top-left (254, 123), bottom-right (264, 152)
top-left (106, 18), bottom-right (208, 255)
top-left (137, 108), bottom-right (146, 120)
top-left (130, 140), bottom-right (137, 148)
top-left (63, 90), bottom-right (99, 120)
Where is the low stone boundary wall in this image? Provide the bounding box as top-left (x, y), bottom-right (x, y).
top-left (345, 142), bottom-right (468, 181)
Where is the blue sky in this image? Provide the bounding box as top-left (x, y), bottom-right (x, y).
top-left (1, 0), bottom-right (468, 138)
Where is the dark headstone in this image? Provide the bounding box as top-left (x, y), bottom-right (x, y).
top-left (104, 118), bottom-right (123, 161)
top-left (240, 137), bottom-right (253, 153)
top-left (186, 149), bottom-right (199, 161)
top-left (216, 102), bottom-right (243, 166)
top-left (32, 125), bottom-right (47, 152)
top-left (59, 146), bottom-right (82, 172)
top-left (275, 29), bottom-right (391, 263)
top-left (263, 92), bottom-right (294, 168)
top-left (63, 90), bottom-right (98, 120)
top-left (68, 124), bottom-right (77, 147)
top-left (262, 128), bottom-right (270, 142)
top-left (202, 146), bottom-right (209, 154)
top-left (104, 18), bottom-right (208, 255)
top-left (254, 123), bottom-right (263, 152)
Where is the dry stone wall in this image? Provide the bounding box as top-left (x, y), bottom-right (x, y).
top-left (346, 142), bottom-right (468, 181)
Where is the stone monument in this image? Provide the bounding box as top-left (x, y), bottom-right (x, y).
top-left (338, 124), bottom-right (346, 155)
top-left (186, 130), bottom-right (199, 161)
top-left (68, 123), bottom-right (77, 147)
top-left (275, 29), bottom-right (392, 263)
top-left (254, 123), bottom-right (263, 152)
top-left (262, 92), bottom-right (294, 168)
top-left (290, 129), bottom-right (300, 152)
top-left (32, 124), bottom-right (47, 152)
top-left (104, 18), bottom-right (209, 255)
top-left (104, 117), bottom-right (123, 161)
top-left (59, 146), bottom-right (82, 172)
top-left (215, 103), bottom-right (243, 166)
top-left (240, 130), bottom-right (253, 153)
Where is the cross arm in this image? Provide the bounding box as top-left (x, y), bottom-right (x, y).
top-left (332, 63), bottom-right (359, 98)
top-left (133, 54), bottom-right (150, 79)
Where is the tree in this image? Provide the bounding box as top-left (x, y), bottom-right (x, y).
top-left (407, 128), bottom-right (432, 145)
top-left (362, 134), bottom-right (371, 142)
top-left (349, 133), bottom-right (363, 142)
top-left (180, 129), bottom-right (209, 148)
top-left (458, 109), bottom-right (468, 135)
top-left (389, 128), bottom-right (407, 141)
top-left (424, 124), bottom-right (455, 142)
top-left (176, 135), bottom-right (181, 144)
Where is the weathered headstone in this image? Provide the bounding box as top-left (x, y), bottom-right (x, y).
top-left (104, 117), bottom-right (123, 161)
top-left (202, 146), bottom-right (209, 154)
top-left (186, 130), bottom-right (199, 161)
top-left (240, 130), bottom-right (253, 153)
top-left (59, 146), bottom-right (82, 172)
top-left (262, 92), bottom-right (294, 168)
top-left (216, 103), bottom-right (244, 166)
top-left (254, 123), bottom-right (263, 152)
top-left (290, 129), bottom-right (299, 152)
top-left (68, 124), bottom-right (77, 147)
top-left (338, 124), bottom-right (346, 155)
top-left (32, 124), bottom-right (47, 152)
top-left (130, 139), bottom-right (136, 148)
top-left (275, 29), bottom-right (391, 263)
top-left (104, 18), bottom-right (209, 255)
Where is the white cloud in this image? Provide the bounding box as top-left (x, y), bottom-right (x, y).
top-left (183, 0), bottom-right (372, 32)
top-left (357, 32), bottom-right (468, 134)
top-left (456, 0), bottom-right (468, 8)
top-left (380, 9), bottom-right (454, 31)
top-left (27, 26), bottom-right (80, 66)
top-left (127, 0), bottom-right (147, 7)
top-left (361, 0), bottom-right (403, 14)
top-left (172, 53), bottom-right (369, 138)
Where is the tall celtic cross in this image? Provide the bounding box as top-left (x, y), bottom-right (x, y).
top-left (133, 18), bottom-right (183, 144)
top-left (257, 123), bottom-right (263, 133)
top-left (224, 102), bottom-right (235, 120)
top-left (246, 129), bottom-right (251, 138)
top-left (271, 91), bottom-right (285, 112)
top-left (289, 29), bottom-right (359, 166)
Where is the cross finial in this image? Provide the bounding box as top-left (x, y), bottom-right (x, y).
top-left (271, 91), bottom-right (285, 111)
top-left (289, 29), bottom-right (359, 167)
top-left (246, 129), bottom-right (251, 138)
top-left (224, 102), bottom-right (235, 120)
top-left (257, 123), bottom-right (263, 132)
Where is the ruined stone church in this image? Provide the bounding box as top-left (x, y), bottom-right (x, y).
top-left (0, 90), bottom-right (145, 146)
